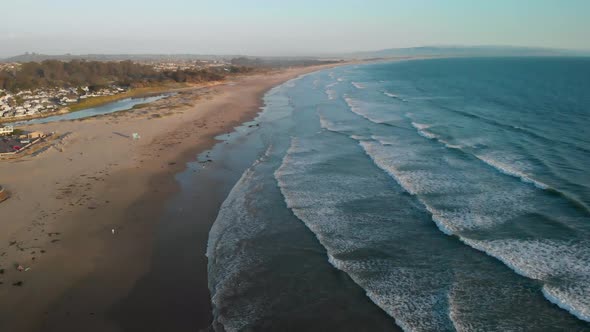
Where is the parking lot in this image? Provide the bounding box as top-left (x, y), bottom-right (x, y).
top-left (0, 136), bottom-right (28, 153)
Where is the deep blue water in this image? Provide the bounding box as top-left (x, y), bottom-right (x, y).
top-left (205, 58), bottom-right (590, 331)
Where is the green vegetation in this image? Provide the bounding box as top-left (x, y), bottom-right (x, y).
top-left (12, 129), bottom-right (24, 136)
top-left (0, 60), bottom-right (239, 92)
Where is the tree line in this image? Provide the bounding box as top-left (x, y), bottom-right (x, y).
top-left (0, 60), bottom-right (243, 92)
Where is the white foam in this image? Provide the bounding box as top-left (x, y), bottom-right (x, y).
top-left (411, 122), bottom-right (437, 140)
top-left (344, 97), bottom-right (381, 123)
top-left (384, 91), bottom-right (407, 102)
top-left (328, 255), bottom-right (455, 332)
top-left (312, 79), bottom-right (320, 89)
top-left (410, 122), bottom-right (430, 130)
top-left (352, 81), bottom-right (366, 89)
top-left (325, 89), bottom-right (337, 100)
top-left (474, 153), bottom-right (549, 190)
top-left (343, 96), bottom-right (403, 124)
top-left (206, 142), bottom-right (280, 331)
top-left (318, 113), bottom-right (340, 132)
top-left (543, 284), bottom-right (590, 322)
top-left (207, 167), bottom-right (265, 331)
top-left (461, 238), bottom-right (590, 322)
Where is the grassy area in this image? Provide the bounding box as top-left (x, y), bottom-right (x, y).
top-left (67, 83), bottom-right (187, 112)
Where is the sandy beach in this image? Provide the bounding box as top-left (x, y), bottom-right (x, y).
top-left (0, 64), bottom-right (343, 332)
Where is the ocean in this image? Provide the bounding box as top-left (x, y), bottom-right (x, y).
top-left (204, 57), bottom-right (590, 331)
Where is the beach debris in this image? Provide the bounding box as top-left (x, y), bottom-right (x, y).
top-left (112, 228), bottom-right (115, 235)
top-left (16, 265), bottom-right (25, 272)
top-left (132, 133), bottom-right (141, 140)
top-left (25, 267), bottom-right (31, 272)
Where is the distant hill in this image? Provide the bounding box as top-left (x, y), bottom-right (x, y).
top-left (3, 46), bottom-right (589, 63)
top-left (1, 53), bottom-right (236, 63)
top-left (337, 46), bottom-right (590, 59)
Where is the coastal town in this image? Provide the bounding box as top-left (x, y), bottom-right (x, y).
top-left (0, 85), bottom-right (127, 120)
top-left (0, 58), bottom-right (239, 121)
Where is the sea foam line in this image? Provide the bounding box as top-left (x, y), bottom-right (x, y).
top-left (474, 154), bottom-right (549, 190)
top-left (543, 285), bottom-right (590, 322)
top-left (352, 81), bottom-right (366, 89)
top-left (384, 91), bottom-right (407, 102)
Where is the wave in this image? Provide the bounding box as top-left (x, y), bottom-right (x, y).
top-left (318, 113), bottom-right (349, 133)
top-left (352, 81), bottom-right (366, 89)
top-left (435, 104), bottom-right (590, 154)
top-left (404, 119), bottom-right (590, 215)
top-left (474, 153), bottom-right (549, 190)
top-left (462, 238), bottom-right (590, 322)
top-left (273, 132), bottom-right (589, 330)
top-left (410, 122), bottom-right (437, 140)
top-left (344, 97), bottom-right (385, 124)
top-left (384, 91), bottom-right (407, 102)
top-left (207, 166), bottom-right (264, 331)
top-left (359, 139), bottom-right (528, 233)
top-left (274, 137), bottom-right (456, 331)
top-left (359, 136), bottom-right (590, 322)
top-left (472, 154), bottom-right (590, 215)
top-left (343, 96), bottom-right (405, 126)
top-left (407, 119), bottom-right (463, 149)
top-left (312, 79), bottom-right (320, 89)
top-left (325, 88), bottom-right (337, 100)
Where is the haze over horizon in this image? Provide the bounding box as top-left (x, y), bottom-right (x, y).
top-left (1, 0), bottom-right (589, 57)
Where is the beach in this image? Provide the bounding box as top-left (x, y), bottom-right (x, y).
top-left (0, 64), bottom-right (342, 332)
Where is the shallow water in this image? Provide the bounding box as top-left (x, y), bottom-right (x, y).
top-left (206, 58), bottom-right (590, 331)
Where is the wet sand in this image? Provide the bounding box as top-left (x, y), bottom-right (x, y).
top-left (0, 63), bottom-right (346, 332)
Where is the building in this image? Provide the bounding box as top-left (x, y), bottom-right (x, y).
top-left (0, 125), bottom-right (14, 136)
top-left (27, 131), bottom-right (44, 139)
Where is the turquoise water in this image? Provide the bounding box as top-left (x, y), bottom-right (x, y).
top-left (10, 94), bottom-right (169, 125)
top-left (206, 58), bottom-right (590, 331)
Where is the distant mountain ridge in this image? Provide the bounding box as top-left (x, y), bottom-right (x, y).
top-left (2, 46), bottom-right (589, 63)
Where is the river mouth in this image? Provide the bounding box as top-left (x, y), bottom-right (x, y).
top-left (7, 93), bottom-right (171, 126)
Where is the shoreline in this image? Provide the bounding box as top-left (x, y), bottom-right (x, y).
top-left (0, 62), bottom-right (350, 331)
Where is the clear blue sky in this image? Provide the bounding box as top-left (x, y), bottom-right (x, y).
top-left (1, 0), bottom-right (588, 56)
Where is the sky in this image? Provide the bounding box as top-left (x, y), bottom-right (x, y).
top-left (1, 0), bottom-right (589, 57)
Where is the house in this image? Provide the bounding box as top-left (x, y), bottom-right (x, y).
top-left (0, 125), bottom-right (14, 136)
